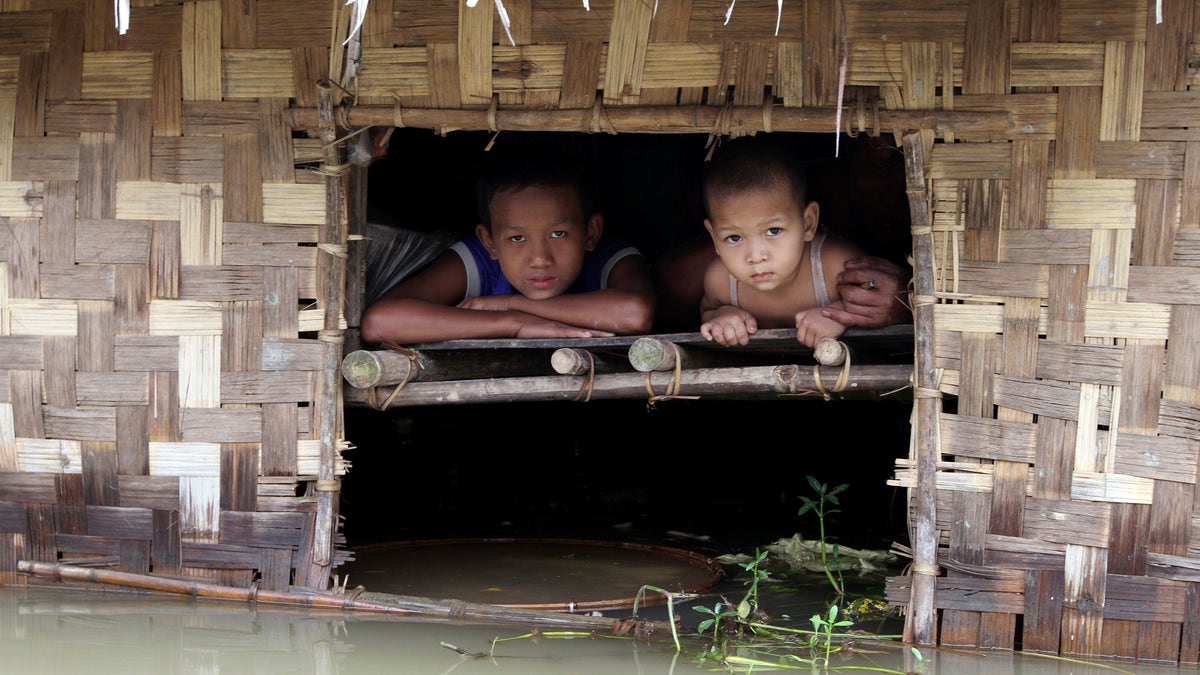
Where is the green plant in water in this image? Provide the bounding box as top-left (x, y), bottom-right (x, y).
top-left (808, 602), bottom-right (854, 666)
top-left (692, 547), bottom-right (770, 645)
top-left (735, 548), bottom-right (769, 621)
top-left (631, 584), bottom-right (685, 652)
top-left (798, 475), bottom-right (848, 596)
top-left (693, 600), bottom-right (738, 644)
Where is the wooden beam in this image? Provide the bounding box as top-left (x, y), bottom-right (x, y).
top-left (287, 104), bottom-right (1011, 138)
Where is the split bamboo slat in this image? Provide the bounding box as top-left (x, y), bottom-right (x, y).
top-left (1, 0), bottom-right (1199, 663)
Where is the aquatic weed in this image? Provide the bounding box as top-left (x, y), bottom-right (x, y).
top-left (798, 475), bottom-right (848, 597)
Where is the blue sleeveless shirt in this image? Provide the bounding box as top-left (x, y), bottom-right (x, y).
top-left (450, 234), bottom-right (640, 298)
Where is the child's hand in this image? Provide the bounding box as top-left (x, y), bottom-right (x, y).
top-left (700, 306), bottom-right (758, 346)
top-left (515, 315), bottom-right (613, 339)
top-left (795, 308), bottom-right (846, 348)
top-left (457, 295), bottom-right (516, 311)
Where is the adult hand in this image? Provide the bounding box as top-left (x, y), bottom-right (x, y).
top-left (700, 306), bottom-right (758, 346)
top-left (515, 314), bottom-right (613, 339)
top-left (822, 256), bottom-right (911, 328)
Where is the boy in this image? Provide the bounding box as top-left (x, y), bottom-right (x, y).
top-left (360, 149), bottom-right (655, 345)
top-left (698, 140), bottom-right (866, 348)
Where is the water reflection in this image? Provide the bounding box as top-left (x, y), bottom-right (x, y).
top-left (0, 586), bottom-right (1188, 674)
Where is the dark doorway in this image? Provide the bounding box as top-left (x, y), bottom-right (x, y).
top-left (344, 128), bottom-right (913, 557)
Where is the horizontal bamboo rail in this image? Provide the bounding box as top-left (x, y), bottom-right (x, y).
top-left (342, 347), bottom-right (554, 388)
top-left (345, 364), bottom-right (913, 407)
top-left (627, 336), bottom-right (848, 372)
top-left (287, 104), bottom-right (1011, 137)
top-left (17, 560), bottom-right (672, 636)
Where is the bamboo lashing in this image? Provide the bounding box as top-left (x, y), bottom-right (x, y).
top-left (16, 560), bottom-right (672, 636)
top-left (642, 340), bottom-right (699, 406)
top-left (551, 348), bottom-right (636, 402)
top-left (551, 347), bottom-right (627, 376)
top-left (342, 346), bottom-right (421, 388)
top-left (566, 349), bottom-right (595, 402)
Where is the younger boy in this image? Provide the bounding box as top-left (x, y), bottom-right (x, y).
top-left (699, 140), bottom-right (865, 348)
top-left (360, 149), bottom-right (656, 345)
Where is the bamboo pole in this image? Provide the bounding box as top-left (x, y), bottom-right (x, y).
top-left (813, 338), bottom-right (848, 366)
top-left (627, 336), bottom-right (848, 372)
top-left (16, 561), bottom-right (672, 635)
top-left (343, 364), bottom-right (913, 407)
top-left (627, 337), bottom-right (722, 373)
top-left (288, 104), bottom-right (1010, 137)
top-left (309, 82), bottom-right (348, 579)
top-left (341, 347), bottom-right (555, 388)
top-left (901, 132), bottom-right (940, 646)
top-left (550, 348), bottom-right (630, 375)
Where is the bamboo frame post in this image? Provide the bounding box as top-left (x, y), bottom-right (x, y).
top-left (901, 132), bottom-right (940, 646)
top-left (309, 82), bottom-right (348, 582)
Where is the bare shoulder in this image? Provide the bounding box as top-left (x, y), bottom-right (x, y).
top-left (819, 231), bottom-right (867, 273)
top-left (606, 252), bottom-right (655, 294)
top-left (378, 248), bottom-right (468, 305)
top-left (817, 232), bottom-right (866, 301)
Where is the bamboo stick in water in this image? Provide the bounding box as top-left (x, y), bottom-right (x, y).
top-left (16, 560), bottom-right (672, 636)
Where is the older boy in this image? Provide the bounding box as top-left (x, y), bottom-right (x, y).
top-left (360, 150), bottom-right (655, 345)
top-left (698, 140), bottom-right (870, 348)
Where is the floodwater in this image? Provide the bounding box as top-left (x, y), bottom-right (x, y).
top-left (4, 400), bottom-right (1190, 674)
top-left (2, 576), bottom-right (1192, 675)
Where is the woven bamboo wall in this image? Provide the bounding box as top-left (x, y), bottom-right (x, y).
top-left (3, 0), bottom-right (1200, 664)
top-left (0, 0), bottom-right (350, 592)
top-left (867, 1), bottom-right (1199, 665)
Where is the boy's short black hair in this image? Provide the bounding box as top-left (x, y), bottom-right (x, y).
top-left (701, 138), bottom-right (809, 218)
top-left (474, 146), bottom-right (596, 229)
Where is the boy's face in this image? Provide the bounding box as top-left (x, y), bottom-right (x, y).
top-left (704, 182), bottom-right (819, 292)
top-left (477, 184), bottom-right (602, 300)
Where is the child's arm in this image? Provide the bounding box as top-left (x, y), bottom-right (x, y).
top-left (789, 232), bottom-right (864, 348)
top-left (360, 251), bottom-right (609, 344)
top-left (458, 255), bottom-right (656, 335)
top-left (699, 257), bottom-right (758, 346)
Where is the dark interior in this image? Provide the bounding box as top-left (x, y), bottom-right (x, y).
top-left (343, 128), bottom-right (914, 557)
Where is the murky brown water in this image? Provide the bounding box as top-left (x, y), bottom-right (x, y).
top-left (2, 579), bottom-right (1191, 675)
